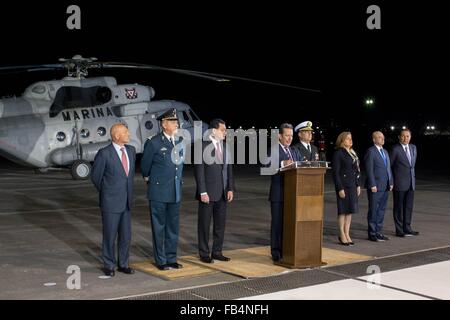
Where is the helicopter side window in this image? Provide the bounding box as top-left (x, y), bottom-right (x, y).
top-left (145, 121), bottom-right (153, 130)
top-left (56, 132), bottom-right (66, 142)
top-left (97, 127), bottom-right (106, 136)
top-left (80, 129), bottom-right (90, 138)
top-left (49, 86), bottom-right (112, 118)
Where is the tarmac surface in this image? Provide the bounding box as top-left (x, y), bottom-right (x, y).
top-left (0, 161), bottom-right (449, 299)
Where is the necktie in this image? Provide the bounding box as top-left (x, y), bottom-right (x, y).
top-left (120, 147), bottom-right (129, 176)
top-left (380, 148), bottom-right (387, 167)
top-left (405, 145), bottom-right (412, 165)
top-left (284, 146), bottom-right (293, 160)
top-left (307, 144), bottom-right (311, 153)
top-left (169, 137), bottom-right (174, 145)
top-left (216, 141), bottom-right (223, 162)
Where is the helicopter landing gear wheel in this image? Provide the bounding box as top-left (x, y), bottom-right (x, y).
top-left (71, 160), bottom-right (91, 180)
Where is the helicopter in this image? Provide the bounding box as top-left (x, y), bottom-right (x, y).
top-left (0, 55), bottom-right (319, 180)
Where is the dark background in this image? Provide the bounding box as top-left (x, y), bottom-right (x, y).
top-left (0, 1), bottom-right (449, 169)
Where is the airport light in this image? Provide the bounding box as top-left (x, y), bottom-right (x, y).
top-left (364, 98), bottom-right (375, 110)
top-left (402, 126), bottom-right (406, 130)
top-left (426, 126), bottom-right (431, 130)
top-left (431, 126), bottom-right (435, 130)
top-left (390, 126), bottom-right (395, 131)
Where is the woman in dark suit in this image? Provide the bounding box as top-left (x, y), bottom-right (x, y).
top-left (332, 132), bottom-right (361, 246)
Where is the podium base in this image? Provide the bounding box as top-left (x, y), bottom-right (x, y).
top-left (274, 260), bottom-right (327, 269)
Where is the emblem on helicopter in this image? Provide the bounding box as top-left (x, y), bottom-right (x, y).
top-left (125, 88), bottom-right (137, 100)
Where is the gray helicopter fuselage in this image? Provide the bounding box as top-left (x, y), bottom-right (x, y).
top-left (0, 76), bottom-right (201, 168)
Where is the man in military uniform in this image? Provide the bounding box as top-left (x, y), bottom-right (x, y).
top-left (141, 108), bottom-right (184, 270)
top-left (292, 120), bottom-right (319, 161)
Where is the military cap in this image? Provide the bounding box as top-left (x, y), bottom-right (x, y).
top-left (157, 108), bottom-right (178, 121)
top-left (295, 121), bottom-right (313, 132)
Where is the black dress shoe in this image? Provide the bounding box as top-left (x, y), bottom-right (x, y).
top-left (200, 256), bottom-right (214, 263)
top-left (376, 234), bottom-right (390, 241)
top-left (156, 264), bottom-right (170, 271)
top-left (338, 236), bottom-right (349, 246)
top-left (212, 254), bottom-right (231, 261)
top-left (168, 262), bottom-right (183, 269)
top-left (272, 256), bottom-right (281, 262)
top-left (348, 241), bottom-right (355, 246)
top-left (118, 267), bottom-right (135, 274)
top-left (396, 232), bottom-right (405, 237)
top-left (405, 231), bottom-right (419, 236)
top-left (369, 235), bottom-right (379, 242)
top-left (104, 268), bottom-right (115, 277)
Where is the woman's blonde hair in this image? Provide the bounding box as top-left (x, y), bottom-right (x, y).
top-left (335, 131), bottom-right (352, 149)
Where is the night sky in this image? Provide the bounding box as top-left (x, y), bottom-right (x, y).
top-left (1, 1), bottom-right (449, 165)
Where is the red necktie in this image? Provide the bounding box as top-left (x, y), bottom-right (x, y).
top-left (121, 147), bottom-right (129, 176)
top-left (285, 146), bottom-right (293, 160)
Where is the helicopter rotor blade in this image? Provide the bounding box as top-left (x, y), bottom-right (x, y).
top-left (0, 59), bottom-right (320, 92)
top-left (189, 70), bottom-right (321, 93)
top-left (98, 62), bottom-right (230, 82)
top-left (98, 62), bottom-right (320, 92)
top-left (0, 64), bottom-right (65, 73)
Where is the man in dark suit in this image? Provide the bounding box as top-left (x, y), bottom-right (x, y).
top-left (364, 131), bottom-right (393, 242)
top-left (390, 129), bottom-right (419, 237)
top-left (292, 120), bottom-right (319, 161)
top-left (91, 123), bottom-right (136, 277)
top-left (269, 123), bottom-right (299, 262)
top-left (194, 119), bottom-right (234, 263)
top-left (141, 108), bottom-right (184, 270)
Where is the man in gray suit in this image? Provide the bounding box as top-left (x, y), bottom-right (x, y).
top-left (91, 123), bottom-right (136, 277)
top-left (194, 119), bottom-right (234, 263)
top-left (364, 131), bottom-right (393, 242)
top-left (390, 129), bottom-right (419, 237)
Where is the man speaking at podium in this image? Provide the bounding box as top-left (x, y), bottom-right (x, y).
top-left (268, 123), bottom-right (300, 262)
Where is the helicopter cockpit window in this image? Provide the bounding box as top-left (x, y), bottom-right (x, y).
top-left (182, 111), bottom-right (190, 122)
top-left (80, 129), bottom-right (90, 138)
top-left (96, 87), bottom-right (112, 104)
top-left (49, 86), bottom-right (112, 118)
top-left (32, 85), bottom-right (46, 94)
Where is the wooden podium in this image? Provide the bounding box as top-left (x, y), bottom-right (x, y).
top-left (278, 164), bottom-right (328, 268)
